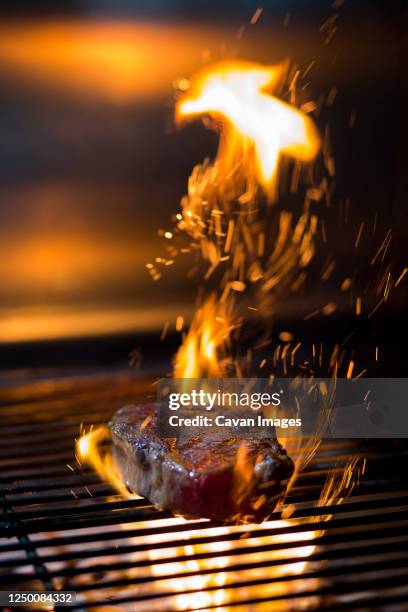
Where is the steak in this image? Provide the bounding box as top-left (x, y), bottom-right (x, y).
top-left (110, 403), bottom-right (294, 522)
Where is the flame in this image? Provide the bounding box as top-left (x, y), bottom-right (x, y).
top-left (76, 425), bottom-right (135, 499)
top-left (173, 295), bottom-right (237, 378)
top-left (171, 61), bottom-right (320, 379)
top-left (144, 516), bottom-right (318, 610)
top-left (74, 60), bottom-right (361, 609)
top-left (177, 61), bottom-right (320, 197)
top-left (76, 427), bottom-right (319, 609)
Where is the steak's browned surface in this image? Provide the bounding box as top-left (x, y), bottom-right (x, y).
top-left (110, 403), bottom-right (294, 522)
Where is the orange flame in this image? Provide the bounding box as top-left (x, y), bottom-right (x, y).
top-left (76, 425), bottom-right (135, 499)
top-left (173, 295), bottom-right (236, 378)
top-left (177, 61), bottom-right (320, 197)
top-left (173, 61), bottom-right (320, 378)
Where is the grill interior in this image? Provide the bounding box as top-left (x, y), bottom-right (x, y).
top-left (2, 367), bottom-right (408, 611)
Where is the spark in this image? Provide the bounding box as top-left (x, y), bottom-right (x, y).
top-left (302, 60), bottom-right (316, 79)
top-left (321, 260), bottom-right (335, 281)
top-left (160, 320), bottom-right (169, 340)
top-left (291, 342), bottom-right (301, 358)
top-left (370, 229), bottom-right (392, 265)
top-left (326, 87), bottom-right (337, 106)
top-left (304, 308), bottom-right (320, 320)
top-left (368, 297), bottom-right (385, 319)
top-left (230, 280), bottom-right (246, 292)
top-left (250, 7), bottom-right (263, 25)
top-left (279, 331), bottom-right (294, 342)
top-left (301, 101), bottom-right (318, 114)
top-left (354, 221), bottom-right (365, 248)
top-left (322, 302), bottom-right (336, 315)
top-left (395, 267), bottom-right (407, 287)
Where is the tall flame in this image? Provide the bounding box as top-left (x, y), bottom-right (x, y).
top-left (177, 61), bottom-right (320, 197)
top-left (174, 61), bottom-right (320, 378)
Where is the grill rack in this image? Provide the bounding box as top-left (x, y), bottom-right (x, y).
top-left (1, 368), bottom-right (408, 611)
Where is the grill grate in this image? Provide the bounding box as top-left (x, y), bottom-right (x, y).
top-left (1, 368), bottom-right (408, 611)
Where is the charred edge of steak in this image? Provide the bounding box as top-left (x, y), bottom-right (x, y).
top-left (110, 403), bottom-right (294, 523)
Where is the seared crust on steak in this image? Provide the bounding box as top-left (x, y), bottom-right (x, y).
top-left (110, 403), bottom-right (293, 522)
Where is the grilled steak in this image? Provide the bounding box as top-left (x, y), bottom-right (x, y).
top-left (110, 403), bottom-right (293, 522)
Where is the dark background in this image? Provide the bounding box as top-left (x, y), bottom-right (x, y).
top-left (0, 0), bottom-right (406, 373)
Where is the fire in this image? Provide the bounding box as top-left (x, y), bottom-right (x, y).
top-left (144, 517), bottom-right (318, 610)
top-left (177, 61), bottom-right (320, 197)
top-left (75, 415), bottom-right (362, 610)
top-left (74, 59), bottom-right (361, 609)
top-left (76, 427), bottom-right (320, 608)
top-left (77, 425), bottom-right (135, 499)
top-left (172, 61), bottom-right (320, 379)
top-left (173, 295), bottom-right (237, 378)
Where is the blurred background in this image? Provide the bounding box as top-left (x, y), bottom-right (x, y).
top-left (0, 0), bottom-right (406, 372)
